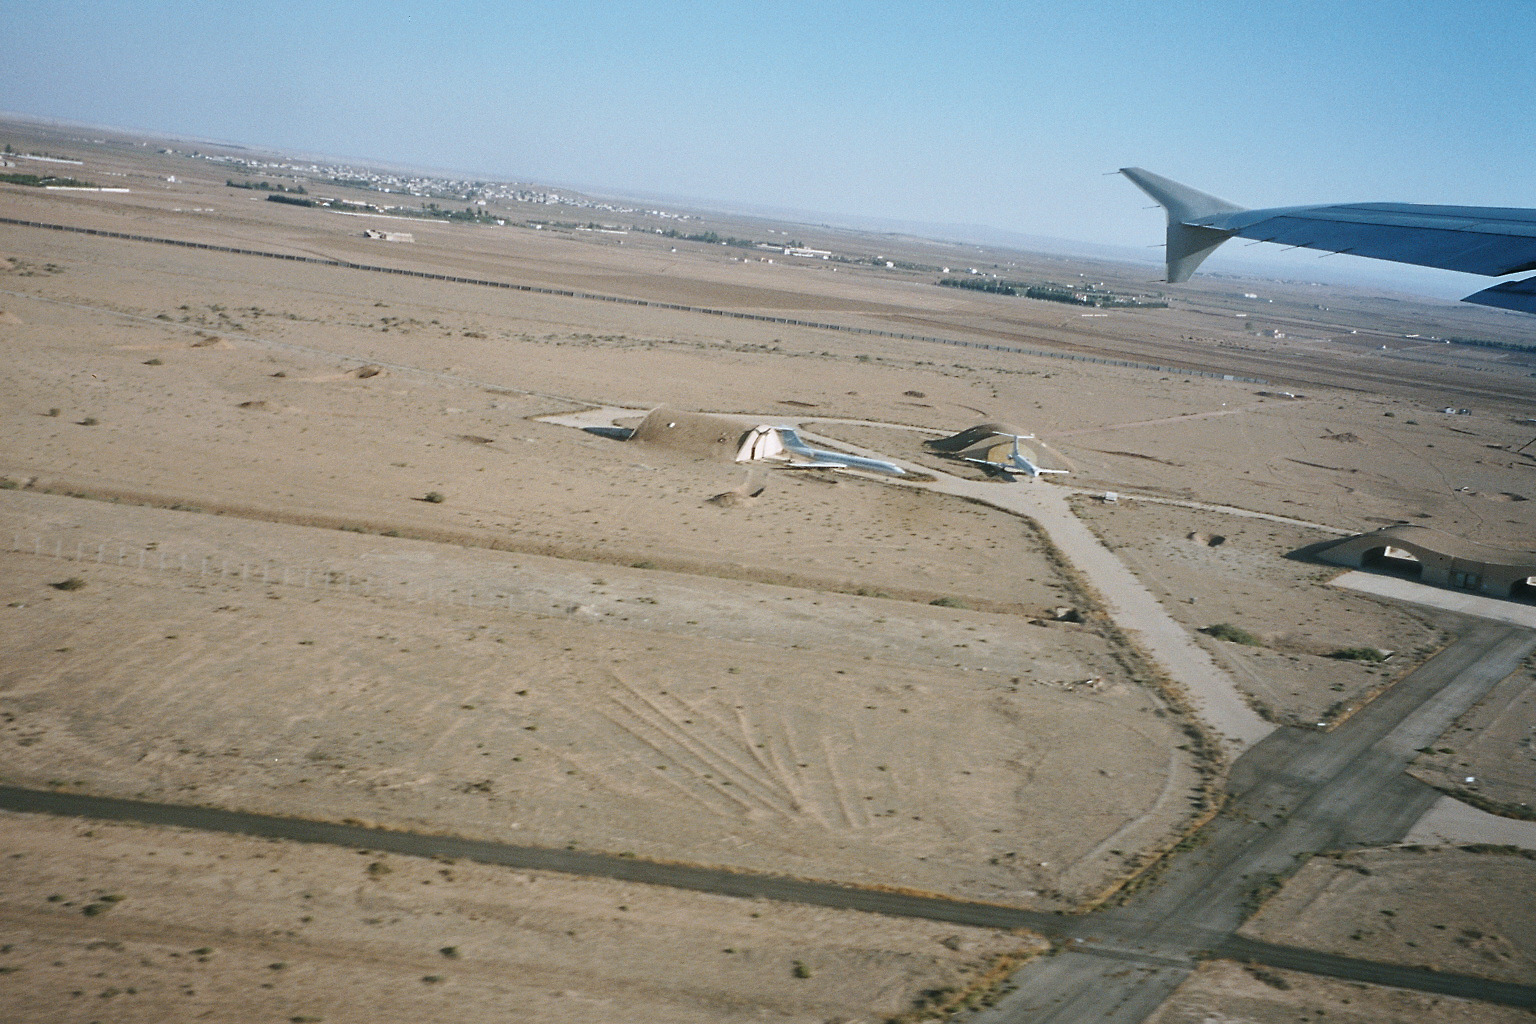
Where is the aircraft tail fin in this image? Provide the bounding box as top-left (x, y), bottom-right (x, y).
top-left (1120, 168), bottom-right (1245, 282)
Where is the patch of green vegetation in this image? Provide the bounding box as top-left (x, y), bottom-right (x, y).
top-left (1459, 843), bottom-right (1536, 859)
top-left (929, 596), bottom-right (968, 609)
top-left (937, 276), bottom-right (1167, 307)
top-left (0, 172), bottom-right (97, 188)
top-left (1330, 647), bottom-right (1387, 662)
top-left (226, 179), bottom-right (307, 194)
top-left (422, 491), bottom-right (445, 503)
top-left (1240, 872), bottom-right (1285, 914)
top-left (1444, 789), bottom-right (1536, 822)
top-left (1203, 622), bottom-right (1262, 646)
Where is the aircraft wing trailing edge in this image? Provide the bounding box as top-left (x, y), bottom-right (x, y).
top-left (1120, 167), bottom-right (1536, 314)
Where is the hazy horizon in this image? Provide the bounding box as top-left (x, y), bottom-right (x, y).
top-left (2, 1), bottom-right (1529, 303)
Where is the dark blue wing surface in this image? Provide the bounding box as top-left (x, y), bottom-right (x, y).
top-left (1120, 168), bottom-right (1536, 313)
top-left (1199, 203), bottom-right (1536, 276)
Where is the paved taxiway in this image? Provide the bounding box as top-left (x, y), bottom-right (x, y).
top-left (969, 621), bottom-right (1536, 1022)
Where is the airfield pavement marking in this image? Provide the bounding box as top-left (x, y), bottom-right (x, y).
top-left (1332, 571), bottom-right (1536, 629)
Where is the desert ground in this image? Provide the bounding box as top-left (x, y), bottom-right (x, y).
top-left (1408, 652), bottom-right (1536, 819)
top-left (0, 811), bottom-right (1037, 1024)
top-left (1145, 959), bottom-right (1534, 1024)
top-left (1240, 845), bottom-right (1536, 986)
top-left (3, 117), bottom-right (1535, 1020)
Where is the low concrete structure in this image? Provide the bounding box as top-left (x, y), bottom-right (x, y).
top-left (1316, 525), bottom-right (1536, 600)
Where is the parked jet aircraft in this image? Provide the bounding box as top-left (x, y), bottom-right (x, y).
top-left (925, 424), bottom-right (1067, 479)
top-left (1121, 167), bottom-right (1536, 314)
top-left (961, 433), bottom-right (1068, 479)
top-left (772, 427), bottom-right (907, 476)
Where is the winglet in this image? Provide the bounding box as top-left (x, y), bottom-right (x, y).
top-left (1120, 168), bottom-right (1245, 282)
top-left (1463, 276), bottom-right (1536, 315)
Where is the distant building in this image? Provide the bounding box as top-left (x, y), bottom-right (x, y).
top-left (363, 229), bottom-right (414, 243)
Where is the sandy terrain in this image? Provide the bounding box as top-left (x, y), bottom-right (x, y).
top-left (0, 491), bottom-right (1199, 908)
top-left (1070, 496), bottom-right (1449, 725)
top-left (4, 118), bottom-right (1536, 1020)
top-left (1240, 846), bottom-right (1536, 985)
top-left (1145, 959), bottom-right (1532, 1024)
top-left (1409, 796), bottom-right (1536, 848)
top-left (1409, 654), bottom-right (1536, 819)
top-left (0, 811), bottom-right (1038, 1024)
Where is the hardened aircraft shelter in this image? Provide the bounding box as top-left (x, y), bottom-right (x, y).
top-left (1317, 524), bottom-right (1536, 600)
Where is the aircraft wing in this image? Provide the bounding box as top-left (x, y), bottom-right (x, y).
top-left (1120, 167), bottom-right (1536, 314)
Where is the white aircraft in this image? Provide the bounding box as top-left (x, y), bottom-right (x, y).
top-left (961, 433), bottom-right (1068, 478)
top-left (772, 427), bottom-right (907, 476)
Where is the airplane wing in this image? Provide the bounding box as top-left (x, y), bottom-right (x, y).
top-left (1120, 167), bottom-right (1536, 314)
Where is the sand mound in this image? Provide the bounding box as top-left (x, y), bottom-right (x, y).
top-left (708, 473), bottom-right (767, 508)
top-left (1321, 431), bottom-right (1363, 443)
top-left (352, 364), bottom-right (385, 379)
top-left (457, 434), bottom-right (495, 445)
top-left (630, 407), bottom-right (759, 462)
top-left (926, 422), bottom-right (1032, 453)
top-left (236, 400), bottom-right (270, 411)
top-left (0, 310), bottom-right (22, 324)
top-left (1188, 532), bottom-right (1226, 547)
top-left (188, 334), bottom-right (231, 349)
top-left (707, 487), bottom-right (766, 508)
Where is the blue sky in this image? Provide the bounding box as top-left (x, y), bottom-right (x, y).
top-left (3, 1), bottom-right (1533, 296)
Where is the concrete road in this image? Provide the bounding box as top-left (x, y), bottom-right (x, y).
top-left (967, 622), bottom-right (1536, 1023)
top-left (793, 428), bottom-right (1275, 751)
top-left (1334, 570), bottom-right (1536, 629)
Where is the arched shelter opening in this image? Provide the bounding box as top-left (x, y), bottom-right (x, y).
top-left (1360, 545), bottom-right (1422, 579)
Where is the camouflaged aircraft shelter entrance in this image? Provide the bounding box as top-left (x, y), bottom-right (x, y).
top-left (1317, 525), bottom-right (1536, 600)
